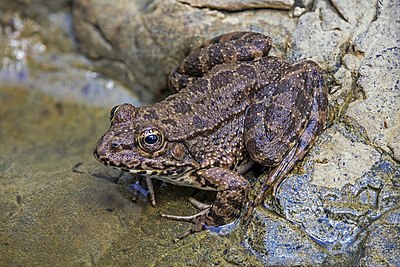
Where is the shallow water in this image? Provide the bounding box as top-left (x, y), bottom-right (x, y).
top-left (0, 85), bottom-right (261, 266)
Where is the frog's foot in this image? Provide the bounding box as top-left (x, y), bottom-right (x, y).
top-left (162, 167), bottom-right (249, 241)
top-left (188, 197), bottom-right (211, 210)
top-left (129, 176), bottom-right (157, 206)
top-left (161, 209), bottom-right (212, 241)
top-left (161, 197), bottom-right (212, 240)
top-left (161, 197), bottom-right (210, 223)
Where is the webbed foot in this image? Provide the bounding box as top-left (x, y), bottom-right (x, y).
top-left (161, 197), bottom-right (212, 241)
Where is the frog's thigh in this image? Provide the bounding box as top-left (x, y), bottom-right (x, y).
top-left (168, 32), bottom-right (272, 92)
top-left (244, 64), bottom-right (316, 166)
top-left (252, 61), bottom-right (328, 200)
top-left (194, 167), bottom-right (249, 225)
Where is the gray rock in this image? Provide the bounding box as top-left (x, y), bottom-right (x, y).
top-left (72, 0), bottom-right (296, 102)
top-left (358, 209), bottom-right (400, 266)
top-left (0, 12), bottom-right (139, 107)
top-left (1, 0), bottom-right (399, 265)
top-left (346, 0), bottom-right (400, 161)
top-left (245, 123), bottom-right (400, 265)
top-left (291, 0), bottom-right (352, 69)
top-left (177, 0), bottom-right (295, 11)
top-left (0, 0), bottom-right (70, 18)
top-left (243, 210), bottom-right (329, 265)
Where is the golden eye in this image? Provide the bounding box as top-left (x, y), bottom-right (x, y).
top-left (138, 128), bottom-right (165, 153)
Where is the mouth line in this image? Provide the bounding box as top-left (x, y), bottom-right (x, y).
top-left (93, 152), bottom-right (194, 177)
top-left (110, 164), bottom-right (191, 177)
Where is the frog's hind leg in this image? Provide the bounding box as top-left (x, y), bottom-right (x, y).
top-left (244, 61), bottom-right (328, 218)
top-left (162, 167), bottom-right (249, 240)
top-left (168, 32), bottom-right (272, 91)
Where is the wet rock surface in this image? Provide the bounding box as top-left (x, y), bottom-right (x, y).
top-left (1, 0), bottom-right (399, 266)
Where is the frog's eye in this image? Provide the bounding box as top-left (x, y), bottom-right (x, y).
top-left (109, 105), bottom-right (120, 122)
top-left (137, 128), bottom-right (165, 153)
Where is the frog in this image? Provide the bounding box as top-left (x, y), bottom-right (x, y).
top-left (93, 32), bottom-right (328, 239)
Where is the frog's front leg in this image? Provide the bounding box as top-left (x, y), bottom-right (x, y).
top-left (161, 167), bottom-right (249, 240)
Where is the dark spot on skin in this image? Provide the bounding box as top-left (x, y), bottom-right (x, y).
top-left (192, 79), bottom-right (209, 93)
top-left (209, 211), bottom-right (228, 225)
top-left (108, 161), bottom-right (117, 167)
top-left (207, 46), bottom-right (224, 67)
top-left (227, 195), bottom-right (244, 210)
top-left (136, 170), bottom-right (148, 175)
top-left (236, 65), bottom-right (256, 79)
top-left (183, 51), bottom-right (202, 74)
top-left (118, 162), bottom-right (129, 169)
top-left (174, 101), bottom-right (193, 113)
top-left (193, 172), bottom-right (202, 183)
top-left (143, 109), bottom-right (159, 120)
top-left (193, 115), bottom-right (207, 129)
top-left (210, 70), bottom-right (233, 89)
top-left (162, 118), bottom-right (178, 127)
top-left (213, 161), bottom-right (221, 167)
top-left (204, 179), bottom-right (217, 189)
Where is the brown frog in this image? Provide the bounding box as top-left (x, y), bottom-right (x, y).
top-left (93, 32), bottom-right (328, 239)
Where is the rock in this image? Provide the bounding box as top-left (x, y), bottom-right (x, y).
top-left (243, 210), bottom-right (329, 265)
top-left (358, 209), bottom-right (400, 266)
top-left (244, 123), bottom-right (400, 265)
top-left (72, 0), bottom-right (296, 102)
top-left (0, 12), bottom-right (139, 108)
top-left (290, 0), bottom-right (352, 69)
top-left (310, 124), bottom-right (381, 189)
top-left (177, 0), bottom-right (295, 11)
top-left (1, 0), bottom-right (399, 265)
top-left (345, 0), bottom-right (400, 161)
top-left (0, 0), bottom-right (70, 18)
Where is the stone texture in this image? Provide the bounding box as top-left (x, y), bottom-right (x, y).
top-left (0, 87), bottom-right (262, 266)
top-left (243, 211), bottom-right (329, 265)
top-left (0, 12), bottom-right (139, 107)
top-left (72, 0), bottom-right (296, 103)
top-left (0, 0), bottom-right (70, 18)
top-left (358, 209), bottom-right (400, 266)
top-left (311, 125), bottom-right (381, 188)
top-left (245, 123), bottom-right (400, 265)
top-left (1, 0), bottom-right (399, 265)
top-left (177, 0), bottom-right (295, 11)
top-left (345, 0), bottom-right (400, 161)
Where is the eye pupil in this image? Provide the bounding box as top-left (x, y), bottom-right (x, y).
top-left (144, 134), bottom-right (158, 144)
top-left (111, 142), bottom-right (120, 148)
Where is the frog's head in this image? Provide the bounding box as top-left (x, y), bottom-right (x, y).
top-left (93, 103), bottom-right (199, 178)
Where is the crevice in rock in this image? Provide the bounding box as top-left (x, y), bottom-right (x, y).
top-left (176, 0), bottom-right (293, 13)
top-left (327, 0), bottom-right (348, 23)
top-left (90, 22), bottom-right (114, 51)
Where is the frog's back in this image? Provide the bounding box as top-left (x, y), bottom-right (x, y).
top-left (140, 63), bottom-right (254, 141)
